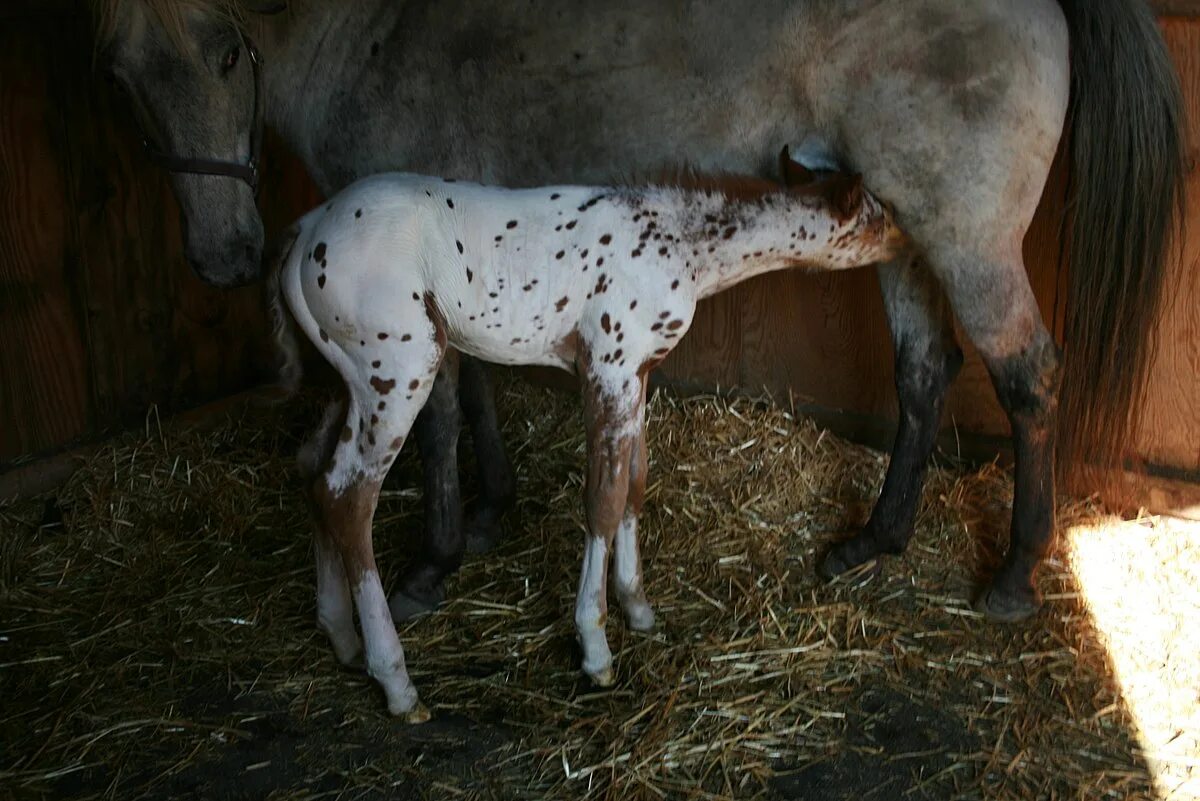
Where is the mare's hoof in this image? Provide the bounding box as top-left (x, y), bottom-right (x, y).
top-left (388, 584), bottom-right (444, 623)
top-left (974, 585), bottom-right (1041, 623)
top-left (465, 513), bottom-right (506, 554)
top-left (818, 541), bottom-right (883, 583)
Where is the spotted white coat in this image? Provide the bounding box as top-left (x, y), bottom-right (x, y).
top-left (274, 167), bottom-right (906, 716)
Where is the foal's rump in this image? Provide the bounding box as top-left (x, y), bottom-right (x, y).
top-left (282, 181), bottom-right (430, 342)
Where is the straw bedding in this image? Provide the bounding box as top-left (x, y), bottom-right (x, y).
top-left (1, 376), bottom-right (1196, 800)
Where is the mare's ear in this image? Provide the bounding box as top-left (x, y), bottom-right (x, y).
top-left (779, 145), bottom-right (816, 186)
top-left (822, 173), bottom-right (864, 220)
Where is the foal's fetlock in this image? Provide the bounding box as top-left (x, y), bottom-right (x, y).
top-left (582, 654), bottom-right (616, 688)
top-left (318, 618), bottom-right (363, 667)
top-left (623, 599), bottom-right (656, 632)
top-left (613, 583), bottom-right (656, 631)
top-left (377, 676), bottom-right (429, 723)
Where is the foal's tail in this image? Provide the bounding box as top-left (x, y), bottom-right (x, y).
top-left (265, 224), bottom-right (305, 398)
top-left (1057, 0), bottom-right (1186, 482)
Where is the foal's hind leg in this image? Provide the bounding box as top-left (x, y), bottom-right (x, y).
top-left (933, 243), bottom-right (1061, 622)
top-left (610, 375), bottom-right (655, 632)
top-left (576, 372), bottom-right (640, 686)
top-left (820, 256), bottom-right (962, 579)
top-left (390, 354), bottom-right (465, 622)
top-left (300, 399), bottom-right (361, 666)
top-left (315, 361), bottom-right (443, 720)
top-left (459, 356), bottom-right (517, 553)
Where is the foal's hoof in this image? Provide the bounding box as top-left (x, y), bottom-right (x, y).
top-left (465, 513), bottom-right (506, 554)
top-left (388, 584), bottom-right (444, 623)
top-left (400, 701), bottom-right (432, 725)
top-left (974, 584), bottom-right (1041, 623)
top-left (586, 665), bottom-right (616, 688)
top-left (818, 541), bottom-right (883, 583)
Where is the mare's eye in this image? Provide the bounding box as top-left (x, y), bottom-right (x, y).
top-left (222, 45), bottom-right (241, 73)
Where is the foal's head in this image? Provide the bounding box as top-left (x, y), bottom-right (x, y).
top-left (778, 146), bottom-right (905, 256)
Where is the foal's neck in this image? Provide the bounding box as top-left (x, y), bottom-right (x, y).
top-left (640, 189), bottom-right (854, 298)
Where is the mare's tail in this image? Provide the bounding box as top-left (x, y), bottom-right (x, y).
top-left (1056, 0), bottom-right (1186, 481)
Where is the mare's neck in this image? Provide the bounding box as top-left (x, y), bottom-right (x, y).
top-left (253, 0), bottom-right (397, 170)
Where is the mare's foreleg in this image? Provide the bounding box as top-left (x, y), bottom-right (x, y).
top-left (820, 256), bottom-right (961, 579)
top-left (459, 355), bottom-right (518, 553)
top-left (390, 354), bottom-right (465, 622)
top-left (935, 244), bottom-right (1060, 621)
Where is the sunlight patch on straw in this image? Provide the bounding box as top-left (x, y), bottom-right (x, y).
top-left (1065, 516), bottom-right (1200, 800)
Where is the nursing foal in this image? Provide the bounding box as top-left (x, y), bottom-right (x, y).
top-left (271, 162), bottom-right (906, 719)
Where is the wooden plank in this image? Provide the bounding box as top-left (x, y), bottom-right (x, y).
top-left (1152, 1), bottom-right (1200, 16)
top-left (1131, 18), bottom-right (1200, 471)
top-left (0, 18), bottom-right (91, 462)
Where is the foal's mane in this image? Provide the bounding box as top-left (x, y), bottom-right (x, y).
top-left (639, 166), bottom-right (787, 202)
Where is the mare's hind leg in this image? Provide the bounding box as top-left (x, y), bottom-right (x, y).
top-left (610, 374), bottom-right (655, 632)
top-left (459, 356), bottom-right (517, 553)
top-left (933, 243), bottom-right (1061, 622)
top-left (390, 354), bottom-right (464, 622)
top-left (820, 256), bottom-right (962, 579)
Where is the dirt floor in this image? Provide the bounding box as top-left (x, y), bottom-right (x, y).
top-left (1, 378), bottom-right (1197, 800)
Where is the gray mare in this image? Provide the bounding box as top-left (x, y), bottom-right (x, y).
top-left (96, 0), bottom-right (1183, 624)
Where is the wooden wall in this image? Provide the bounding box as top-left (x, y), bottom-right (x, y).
top-left (1, 6), bottom-right (1197, 482)
top-left (0, 9), bottom-right (318, 466)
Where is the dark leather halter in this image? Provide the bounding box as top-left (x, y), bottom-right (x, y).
top-left (141, 34), bottom-right (265, 194)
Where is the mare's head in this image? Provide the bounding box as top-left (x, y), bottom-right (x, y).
top-left (93, 0), bottom-right (281, 287)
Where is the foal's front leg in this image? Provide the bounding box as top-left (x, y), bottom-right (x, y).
top-left (300, 399), bottom-right (361, 666)
top-left (576, 375), bottom-right (639, 687)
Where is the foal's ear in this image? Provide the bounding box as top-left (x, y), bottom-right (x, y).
top-left (779, 145), bottom-right (816, 186)
top-left (823, 173), bottom-right (864, 220)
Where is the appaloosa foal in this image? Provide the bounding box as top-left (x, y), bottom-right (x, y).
top-left (270, 163), bottom-right (906, 719)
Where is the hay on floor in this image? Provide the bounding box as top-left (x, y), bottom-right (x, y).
top-left (0, 376), bottom-right (1196, 800)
